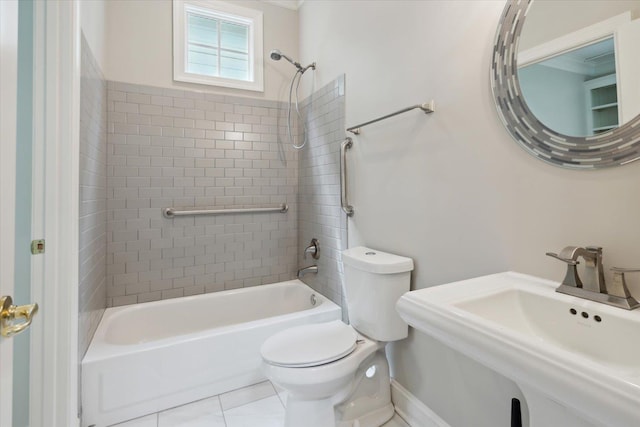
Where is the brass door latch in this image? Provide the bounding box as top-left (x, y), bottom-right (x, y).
top-left (0, 295), bottom-right (39, 337)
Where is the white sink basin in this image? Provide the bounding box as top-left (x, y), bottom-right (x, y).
top-left (397, 272), bottom-right (640, 427)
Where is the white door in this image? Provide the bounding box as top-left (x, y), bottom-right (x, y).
top-left (2, 2), bottom-right (81, 426)
top-left (1, 0), bottom-right (21, 424)
top-left (0, 1), bottom-right (40, 426)
top-left (0, 0), bottom-right (80, 427)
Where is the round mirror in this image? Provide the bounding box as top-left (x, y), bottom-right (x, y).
top-left (491, 0), bottom-right (640, 169)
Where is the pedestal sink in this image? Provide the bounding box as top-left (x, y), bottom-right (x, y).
top-left (396, 272), bottom-right (640, 427)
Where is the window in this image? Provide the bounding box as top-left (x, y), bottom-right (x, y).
top-left (173, 0), bottom-right (264, 91)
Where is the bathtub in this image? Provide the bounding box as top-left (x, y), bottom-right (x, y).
top-left (81, 279), bottom-right (341, 427)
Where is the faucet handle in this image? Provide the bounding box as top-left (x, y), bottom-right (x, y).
top-left (545, 252), bottom-right (579, 265)
top-left (546, 252), bottom-right (582, 288)
top-left (304, 238), bottom-right (320, 260)
top-left (609, 267), bottom-right (640, 298)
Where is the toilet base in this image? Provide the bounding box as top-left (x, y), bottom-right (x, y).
top-left (283, 348), bottom-right (395, 427)
top-left (285, 396), bottom-right (336, 427)
top-left (284, 397), bottom-right (395, 427)
top-left (335, 349), bottom-right (395, 427)
top-left (337, 403), bottom-right (395, 427)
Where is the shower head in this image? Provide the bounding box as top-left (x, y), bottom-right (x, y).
top-left (272, 49), bottom-right (316, 149)
top-left (270, 49), bottom-right (303, 71)
top-left (269, 49), bottom-right (284, 61)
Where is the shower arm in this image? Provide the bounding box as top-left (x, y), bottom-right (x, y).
top-left (299, 62), bottom-right (316, 73)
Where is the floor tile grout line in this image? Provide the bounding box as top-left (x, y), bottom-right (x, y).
top-left (111, 378), bottom-right (407, 427)
top-left (219, 395), bottom-right (229, 427)
top-left (268, 381), bottom-right (286, 410)
top-left (274, 392), bottom-right (286, 408)
top-left (111, 392), bottom-right (408, 427)
top-left (219, 380), bottom-right (279, 412)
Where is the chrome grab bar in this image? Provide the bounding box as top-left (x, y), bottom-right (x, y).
top-left (346, 101), bottom-right (435, 135)
top-left (340, 138), bottom-right (354, 217)
top-left (162, 204), bottom-right (288, 218)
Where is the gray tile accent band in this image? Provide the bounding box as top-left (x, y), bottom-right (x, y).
top-left (106, 81), bottom-right (300, 306)
top-left (297, 75), bottom-right (349, 318)
top-left (79, 34), bottom-right (107, 357)
top-left (99, 74), bottom-right (347, 311)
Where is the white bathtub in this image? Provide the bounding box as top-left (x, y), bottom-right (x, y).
top-left (81, 280), bottom-right (341, 427)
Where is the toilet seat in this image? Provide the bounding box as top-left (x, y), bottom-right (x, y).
top-left (261, 320), bottom-right (358, 368)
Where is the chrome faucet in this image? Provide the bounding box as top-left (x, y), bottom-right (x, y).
top-left (297, 265), bottom-right (318, 279)
top-left (546, 246), bottom-right (605, 293)
top-left (546, 246), bottom-right (640, 310)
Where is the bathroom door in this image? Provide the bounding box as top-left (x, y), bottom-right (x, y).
top-left (2, 1), bottom-right (80, 425)
top-left (0, 1), bottom-right (39, 426)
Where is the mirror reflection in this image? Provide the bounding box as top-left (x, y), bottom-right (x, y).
top-left (519, 38), bottom-right (616, 137)
top-left (517, 1), bottom-right (640, 137)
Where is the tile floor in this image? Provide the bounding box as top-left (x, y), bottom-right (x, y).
top-left (111, 381), bottom-right (410, 427)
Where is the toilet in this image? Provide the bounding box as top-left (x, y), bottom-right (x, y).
top-left (260, 246), bottom-right (414, 427)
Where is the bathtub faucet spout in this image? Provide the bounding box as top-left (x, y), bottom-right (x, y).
top-left (297, 265), bottom-right (318, 279)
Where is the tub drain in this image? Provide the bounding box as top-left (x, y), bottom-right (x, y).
top-left (310, 294), bottom-right (317, 306)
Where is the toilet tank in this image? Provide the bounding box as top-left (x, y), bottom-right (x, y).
top-left (341, 247), bottom-right (414, 342)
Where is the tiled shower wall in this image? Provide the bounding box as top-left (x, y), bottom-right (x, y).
top-left (297, 76), bottom-right (348, 313)
top-left (105, 83), bottom-right (298, 306)
top-left (79, 34), bottom-right (107, 357)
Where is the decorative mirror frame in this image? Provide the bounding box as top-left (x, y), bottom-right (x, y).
top-left (491, 0), bottom-right (640, 169)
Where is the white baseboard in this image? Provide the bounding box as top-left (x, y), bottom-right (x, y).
top-left (391, 379), bottom-right (451, 427)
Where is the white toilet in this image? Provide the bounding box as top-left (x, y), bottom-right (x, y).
top-left (260, 246), bottom-right (414, 427)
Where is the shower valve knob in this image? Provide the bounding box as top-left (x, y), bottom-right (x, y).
top-left (304, 238), bottom-right (320, 260)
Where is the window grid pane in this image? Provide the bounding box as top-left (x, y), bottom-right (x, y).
top-left (187, 14), bottom-right (217, 47)
top-left (220, 49), bottom-right (249, 80)
top-left (220, 21), bottom-right (248, 54)
top-left (186, 11), bottom-right (250, 82)
top-left (187, 44), bottom-right (218, 76)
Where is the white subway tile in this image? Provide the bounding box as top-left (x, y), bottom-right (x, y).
top-left (114, 102), bottom-right (139, 114)
top-left (139, 104), bottom-right (163, 116)
top-left (161, 288), bottom-right (184, 299)
top-left (151, 95), bottom-right (172, 106)
top-left (147, 278), bottom-right (172, 291)
top-left (215, 121), bottom-right (234, 131)
top-left (114, 123), bottom-right (139, 134)
top-left (162, 267), bottom-right (184, 280)
top-left (126, 93), bottom-right (151, 104)
top-left (162, 106), bottom-right (185, 118)
top-left (112, 295), bottom-right (138, 306)
top-left (185, 128), bottom-right (206, 138)
top-left (173, 97), bottom-right (195, 109)
top-left (162, 126), bottom-right (184, 137)
top-left (151, 115), bottom-right (173, 127)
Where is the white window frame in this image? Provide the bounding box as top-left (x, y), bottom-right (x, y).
top-left (173, 0), bottom-right (264, 92)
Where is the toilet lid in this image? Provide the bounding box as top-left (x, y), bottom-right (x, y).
top-left (261, 320), bottom-right (358, 368)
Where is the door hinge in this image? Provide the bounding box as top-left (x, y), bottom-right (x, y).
top-left (31, 239), bottom-right (45, 254)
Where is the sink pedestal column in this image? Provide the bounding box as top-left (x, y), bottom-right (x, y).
top-left (519, 385), bottom-right (602, 427)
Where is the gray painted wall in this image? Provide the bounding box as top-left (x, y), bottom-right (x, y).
top-left (519, 0), bottom-right (640, 50)
top-left (299, 1), bottom-right (640, 426)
